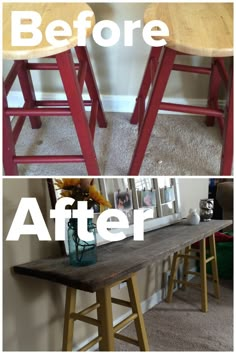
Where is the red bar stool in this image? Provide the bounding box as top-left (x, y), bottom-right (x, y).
top-left (129, 3), bottom-right (233, 176)
top-left (3, 3), bottom-right (107, 175)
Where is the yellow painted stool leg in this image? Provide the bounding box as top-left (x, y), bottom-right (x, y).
top-left (62, 287), bottom-right (77, 351)
top-left (127, 274), bottom-right (150, 351)
top-left (96, 286), bottom-right (115, 351)
top-left (182, 246), bottom-right (191, 290)
top-left (166, 251), bottom-right (179, 303)
top-left (200, 238), bottom-right (208, 312)
top-left (209, 233), bottom-right (220, 299)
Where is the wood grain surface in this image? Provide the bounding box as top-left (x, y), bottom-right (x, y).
top-left (144, 3), bottom-right (233, 57)
top-left (3, 3), bottom-right (95, 59)
top-left (13, 220), bottom-right (232, 292)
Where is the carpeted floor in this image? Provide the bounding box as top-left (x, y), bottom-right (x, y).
top-left (115, 279), bottom-right (233, 351)
top-left (15, 112), bottom-right (222, 176)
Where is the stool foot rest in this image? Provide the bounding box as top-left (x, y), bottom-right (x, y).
top-left (129, 45), bottom-right (233, 176)
top-left (79, 336), bottom-right (102, 352)
top-left (3, 46), bottom-right (107, 175)
top-left (62, 273), bottom-right (149, 351)
top-left (114, 333), bottom-right (139, 347)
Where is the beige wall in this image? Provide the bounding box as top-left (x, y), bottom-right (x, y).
top-left (3, 177), bottom-right (208, 350)
top-left (3, 3), bottom-right (213, 100)
top-left (178, 178), bottom-right (209, 217)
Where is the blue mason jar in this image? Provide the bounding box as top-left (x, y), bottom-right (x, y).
top-left (67, 218), bottom-right (97, 266)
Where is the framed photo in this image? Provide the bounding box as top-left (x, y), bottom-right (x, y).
top-left (160, 186), bottom-right (175, 204)
top-left (141, 190), bottom-right (156, 207)
top-left (114, 190), bottom-right (133, 211)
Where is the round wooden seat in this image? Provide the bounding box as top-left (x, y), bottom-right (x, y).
top-left (144, 3), bottom-right (233, 57)
top-left (3, 3), bottom-right (95, 60)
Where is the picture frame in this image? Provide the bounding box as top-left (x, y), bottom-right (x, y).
top-left (114, 190), bottom-right (133, 211)
top-left (141, 190), bottom-right (156, 207)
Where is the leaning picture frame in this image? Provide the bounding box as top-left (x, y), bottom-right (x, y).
top-left (47, 177), bottom-right (182, 253)
top-left (141, 190), bottom-right (156, 207)
top-left (47, 178), bottom-right (67, 255)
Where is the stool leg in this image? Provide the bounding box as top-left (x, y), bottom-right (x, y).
top-left (3, 86), bottom-right (18, 175)
top-left (166, 251), bottom-right (179, 303)
top-left (56, 50), bottom-right (101, 175)
top-left (130, 47), bottom-right (163, 126)
top-left (17, 60), bottom-right (42, 129)
top-left (128, 47), bottom-right (176, 175)
top-left (182, 246), bottom-right (191, 290)
top-left (206, 58), bottom-right (221, 127)
top-left (208, 234), bottom-right (220, 299)
top-left (220, 63), bottom-right (233, 176)
top-left (127, 274), bottom-right (149, 351)
top-left (96, 286), bottom-right (115, 351)
top-left (62, 287), bottom-right (76, 351)
top-left (200, 238), bottom-right (208, 312)
top-left (75, 46), bottom-right (107, 128)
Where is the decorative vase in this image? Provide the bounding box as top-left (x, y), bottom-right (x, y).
top-left (199, 199), bottom-right (214, 221)
top-left (67, 218), bottom-right (97, 266)
top-left (187, 209), bottom-right (200, 225)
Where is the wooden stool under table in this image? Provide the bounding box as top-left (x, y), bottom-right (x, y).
top-left (166, 233), bottom-right (220, 313)
top-left (63, 273), bottom-right (149, 351)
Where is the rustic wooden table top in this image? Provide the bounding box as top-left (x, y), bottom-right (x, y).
top-left (13, 220), bottom-right (232, 293)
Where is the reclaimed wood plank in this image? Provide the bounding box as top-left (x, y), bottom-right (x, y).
top-left (13, 220), bottom-right (232, 292)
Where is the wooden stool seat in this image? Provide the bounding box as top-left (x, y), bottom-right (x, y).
top-left (3, 3), bottom-right (95, 60)
top-left (3, 3), bottom-right (106, 175)
top-left (166, 234), bottom-right (220, 313)
top-left (144, 3), bottom-right (233, 57)
top-left (129, 3), bottom-right (233, 176)
top-left (63, 274), bottom-right (149, 351)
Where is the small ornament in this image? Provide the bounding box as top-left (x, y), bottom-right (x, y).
top-left (187, 208), bottom-right (200, 225)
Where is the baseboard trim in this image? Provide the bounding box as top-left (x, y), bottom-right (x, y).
top-left (7, 91), bottom-right (225, 115)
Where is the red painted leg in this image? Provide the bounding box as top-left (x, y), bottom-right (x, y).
top-left (130, 47), bottom-right (163, 125)
top-left (75, 46), bottom-right (107, 128)
top-left (3, 86), bottom-right (18, 175)
top-left (206, 58), bottom-right (222, 127)
top-left (128, 48), bottom-right (176, 175)
top-left (17, 60), bottom-right (42, 129)
top-left (220, 64), bottom-right (233, 176)
top-left (56, 50), bottom-right (101, 175)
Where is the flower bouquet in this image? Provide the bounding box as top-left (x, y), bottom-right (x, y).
top-left (55, 178), bottom-right (111, 266)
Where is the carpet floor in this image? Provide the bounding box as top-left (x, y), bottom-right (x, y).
top-left (115, 279), bottom-right (233, 351)
top-left (15, 113), bottom-right (223, 176)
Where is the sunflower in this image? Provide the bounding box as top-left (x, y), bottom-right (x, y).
top-left (54, 178), bottom-right (80, 190)
top-left (54, 178), bottom-right (111, 209)
top-left (89, 185), bottom-right (112, 208)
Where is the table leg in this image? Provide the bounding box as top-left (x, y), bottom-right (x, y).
top-left (182, 246), bottom-right (191, 290)
top-left (96, 286), bottom-right (115, 351)
top-left (200, 239), bottom-right (208, 312)
top-left (62, 287), bottom-right (77, 351)
top-left (127, 274), bottom-right (149, 351)
top-left (166, 251), bottom-right (179, 303)
top-left (208, 234), bottom-right (220, 299)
